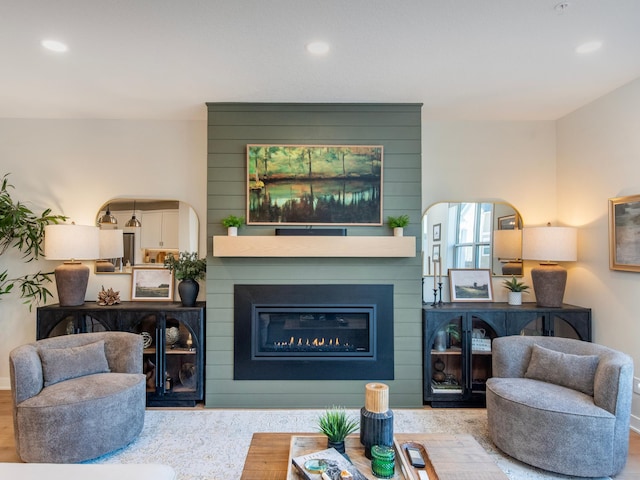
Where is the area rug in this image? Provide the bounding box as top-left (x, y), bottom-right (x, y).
top-left (89, 408), bottom-right (610, 480)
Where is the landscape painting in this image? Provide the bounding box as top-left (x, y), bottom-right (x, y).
top-left (609, 194), bottom-right (640, 272)
top-left (449, 269), bottom-right (493, 302)
top-left (247, 144), bottom-right (383, 225)
top-left (131, 267), bottom-right (174, 301)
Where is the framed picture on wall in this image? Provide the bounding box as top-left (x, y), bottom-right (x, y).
top-left (432, 244), bottom-right (441, 261)
top-left (246, 144), bottom-right (383, 225)
top-left (609, 194), bottom-right (640, 272)
top-left (433, 223), bottom-right (441, 241)
top-left (131, 267), bottom-right (174, 301)
top-left (448, 269), bottom-right (493, 302)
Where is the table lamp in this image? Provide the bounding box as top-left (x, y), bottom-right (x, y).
top-left (97, 229), bottom-right (124, 272)
top-left (493, 229), bottom-right (522, 275)
top-left (522, 225), bottom-right (577, 307)
top-left (44, 224), bottom-right (99, 306)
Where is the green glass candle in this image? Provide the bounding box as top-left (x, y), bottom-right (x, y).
top-left (371, 445), bottom-right (395, 478)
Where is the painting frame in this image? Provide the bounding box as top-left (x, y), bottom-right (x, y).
top-left (433, 223), bottom-right (441, 241)
top-left (246, 144), bottom-right (383, 226)
top-left (609, 194), bottom-right (640, 272)
top-left (448, 268), bottom-right (494, 302)
top-left (131, 267), bottom-right (174, 301)
top-left (432, 244), bottom-right (441, 262)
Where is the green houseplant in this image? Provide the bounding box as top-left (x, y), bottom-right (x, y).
top-left (164, 251), bottom-right (206, 306)
top-left (317, 406), bottom-right (359, 454)
top-left (221, 214), bottom-right (245, 236)
top-left (0, 173), bottom-right (67, 309)
top-left (387, 214), bottom-right (410, 237)
top-left (503, 276), bottom-right (529, 306)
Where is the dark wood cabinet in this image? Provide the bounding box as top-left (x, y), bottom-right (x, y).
top-left (423, 302), bottom-right (591, 407)
top-left (36, 301), bottom-right (205, 407)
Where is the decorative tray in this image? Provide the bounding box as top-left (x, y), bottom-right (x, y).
top-left (287, 434), bottom-right (412, 479)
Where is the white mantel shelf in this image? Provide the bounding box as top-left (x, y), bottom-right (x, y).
top-left (212, 235), bottom-right (416, 258)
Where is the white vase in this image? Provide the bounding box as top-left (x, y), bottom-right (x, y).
top-left (508, 291), bottom-right (522, 306)
top-left (393, 227), bottom-right (404, 237)
top-left (227, 226), bottom-right (238, 236)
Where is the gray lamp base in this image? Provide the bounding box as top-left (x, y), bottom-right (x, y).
top-left (530, 263), bottom-right (567, 308)
top-left (54, 262), bottom-right (90, 306)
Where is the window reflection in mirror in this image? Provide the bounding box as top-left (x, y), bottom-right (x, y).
top-left (422, 202), bottom-right (522, 277)
top-left (95, 199), bottom-right (199, 274)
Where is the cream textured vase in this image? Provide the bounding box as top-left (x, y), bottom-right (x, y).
top-left (227, 226), bottom-right (238, 236)
top-left (508, 291), bottom-right (522, 306)
top-left (393, 227), bottom-right (403, 237)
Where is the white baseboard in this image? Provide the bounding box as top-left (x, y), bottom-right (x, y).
top-left (631, 414), bottom-right (640, 434)
top-left (0, 377), bottom-right (10, 390)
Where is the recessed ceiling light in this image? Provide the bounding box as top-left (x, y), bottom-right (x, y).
top-left (41, 39), bottom-right (68, 53)
top-left (576, 41), bottom-right (602, 54)
top-left (306, 41), bottom-right (330, 55)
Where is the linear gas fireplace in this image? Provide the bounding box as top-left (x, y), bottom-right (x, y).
top-left (234, 284), bottom-right (394, 380)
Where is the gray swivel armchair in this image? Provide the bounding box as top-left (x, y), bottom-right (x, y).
top-left (9, 331), bottom-right (146, 463)
top-left (486, 335), bottom-right (633, 478)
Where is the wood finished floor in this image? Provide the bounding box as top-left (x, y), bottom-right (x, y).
top-left (1, 390), bottom-right (639, 478)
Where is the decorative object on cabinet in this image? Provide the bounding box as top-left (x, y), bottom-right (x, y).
top-left (221, 214), bottom-right (244, 236)
top-left (44, 224), bottom-right (99, 306)
top-left (502, 276), bottom-right (529, 306)
top-left (522, 224), bottom-right (577, 307)
top-left (360, 382), bottom-right (394, 459)
top-left (317, 406), bottom-right (359, 454)
top-left (448, 269), bottom-right (493, 302)
top-left (609, 194), bottom-right (640, 272)
top-left (163, 251), bottom-right (206, 306)
top-left (131, 267), bottom-right (174, 301)
top-left (97, 286), bottom-right (120, 306)
top-left (486, 335), bottom-right (632, 478)
top-left (247, 144), bottom-right (383, 226)
top-left (0, 174), bottom-right (68, 309)
top-left (387, 214), bottom-right (410, 237)
top-left (36, 301), bottom-right (205, 407)
top-left (423, 302), bottom-right (591, 407)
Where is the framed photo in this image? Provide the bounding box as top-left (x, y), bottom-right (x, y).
top-left (246, 144), bottom-right (383, 225)
top-left (432, 244), bottom-right (441, 261)
top-left (131, 267), bottom-right (174, 301)
top-left (448, 269), bottom-right (493, 302)
top-left (433, 223), bottom-right (441, 241)
top-left (609, 194), bottom-right (640, 272)
top-left (498, 214), bottom-right (518, 230)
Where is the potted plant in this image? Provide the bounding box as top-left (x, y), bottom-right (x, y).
top-left (164, 251), bottom-right (206, 306)
top-left (387, 214), bottom-right (410, 237)
top-left (502, 276), bottom-right (530, 306)
top-left (221, 215), bottom-right (245, 236)
top-left (317, 406), bottom-right (359, 454)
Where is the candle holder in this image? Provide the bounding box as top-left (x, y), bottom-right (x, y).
top-left (431, 288), bottom-right (438, 306)
top-left (438, 282), bottom-right (443, 304)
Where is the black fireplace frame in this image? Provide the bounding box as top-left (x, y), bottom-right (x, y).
top-left (234, 284), bottom-right (394, 380)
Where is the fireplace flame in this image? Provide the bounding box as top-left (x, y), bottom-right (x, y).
top-left (274, 337), bottom-right (347, 348)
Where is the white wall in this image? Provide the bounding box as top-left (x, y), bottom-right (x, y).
top-left (556, 78), bottom-right (640, 431)
top-left (0, 118), bottom-right (207, 387)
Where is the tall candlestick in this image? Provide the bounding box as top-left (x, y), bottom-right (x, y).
top-left (433, 260), bottom-right (437, 289)
top-left (438, 258), bottom-right (442, 283)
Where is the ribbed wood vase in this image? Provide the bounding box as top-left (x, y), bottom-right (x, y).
top-left (360, 382), bottom-right (394, 459)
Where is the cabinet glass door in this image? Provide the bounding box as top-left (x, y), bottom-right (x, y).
top-left (430, 317), bottom-right (464, 397)
top-left (164, 317), bottom-right (198, 395)
top-left (132, 313), bottom-right (160, 394)
top-left (470, 316), bottom-right (495, 394)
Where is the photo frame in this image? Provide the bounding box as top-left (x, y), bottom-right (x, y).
top-left (448, 269), bottom-right (493, 302)
top-left (609, 194), bottom-right (640, 272)
top-left (432, 244), bottom-right (441, 261)
top-left (246, 144), bottom-right (383, 225)
top-left (131, 267), bottom-right (174, 301)
top-left (433, 223), bottom-right (441, 241)
top-left (498, 214), bottom-right (518, 230)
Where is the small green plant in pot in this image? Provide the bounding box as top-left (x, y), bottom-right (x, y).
top-left (387, 214), bottom-right (410, 236)
top-left (503, 276), bottom-right (529, 306)
top-left (317, 406), bottom-right (359, 454)
top-left (221, 215), bottom-right (245, 236)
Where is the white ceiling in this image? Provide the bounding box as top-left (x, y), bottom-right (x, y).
top-left (2, 0), bottom-right (640, 121)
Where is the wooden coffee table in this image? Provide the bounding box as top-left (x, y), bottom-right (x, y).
top-left (241, 432), bottom-right (508, 480)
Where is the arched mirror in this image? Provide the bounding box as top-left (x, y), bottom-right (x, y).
top-left (422, 202), bottom-right (523, 278)
top-left (95, 199), bottom-right (199, 274)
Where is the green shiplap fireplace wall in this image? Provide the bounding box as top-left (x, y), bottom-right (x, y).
top-left (206, 103), bottom-right (423, 408)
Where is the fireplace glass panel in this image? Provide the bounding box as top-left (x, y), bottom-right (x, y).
top-left (253, 307), bottom-right (373, 358)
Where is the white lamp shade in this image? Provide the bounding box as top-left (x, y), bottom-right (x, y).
top-left (44, 224), bottom-right (100, 261)
top-left (493, 229), bottom-right (522, 259)
top-left (522, 226), bottom-right (577, 262)
top-left (99, 229), bottom-right (124, 259)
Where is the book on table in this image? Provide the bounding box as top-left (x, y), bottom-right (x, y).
top-left (291, 447), bottom-right (367, 480)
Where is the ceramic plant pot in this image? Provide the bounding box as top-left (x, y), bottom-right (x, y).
top-left (178, 279), bottom-right (199, 307)
top-left (508, 291), bottom-right (522, 306)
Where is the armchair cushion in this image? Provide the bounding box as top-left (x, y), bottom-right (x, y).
top-left (524, 343), bottom-right (599, 395)
top-left (39, 340), bottom-right (111, 387)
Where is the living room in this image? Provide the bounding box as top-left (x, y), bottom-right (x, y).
top-left (1, 1), bottom-right (640, 478)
